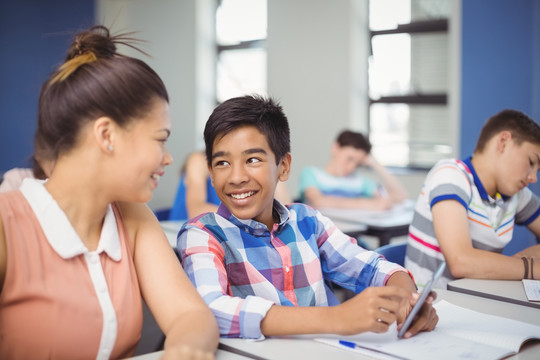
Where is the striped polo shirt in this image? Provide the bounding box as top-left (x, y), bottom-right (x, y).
top-left (405, 157), bottom-right (540, 288)
top-left (298, 166), bottom-right (378, 203)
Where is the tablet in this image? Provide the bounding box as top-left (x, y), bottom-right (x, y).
top-left (397, 261), bottom-right (446, 338)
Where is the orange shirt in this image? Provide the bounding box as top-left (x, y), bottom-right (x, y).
top-left (0, 180), bottom-right (142, 359)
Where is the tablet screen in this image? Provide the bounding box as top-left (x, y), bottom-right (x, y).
top-left (397, 261), bottom-right (446, 338)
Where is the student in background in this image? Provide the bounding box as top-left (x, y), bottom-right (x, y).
top-left (406, 109), bottom-right (540, 288)
top-left (177, 95), bottom-right (437, 340)
top-left (169, 151), bottom-right (292, 220)
top-left (0, 25), bottom-right (218, 359)
top-left (169, 151), bottom-right (221, 220)
top-left (299, 130), bottom-right (408, 210)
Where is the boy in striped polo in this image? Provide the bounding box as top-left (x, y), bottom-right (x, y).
top-left (406, 109), bottom-right (540, 288)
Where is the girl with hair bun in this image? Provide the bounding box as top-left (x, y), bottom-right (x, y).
top-left (0, 26), bottom-right (218, 359)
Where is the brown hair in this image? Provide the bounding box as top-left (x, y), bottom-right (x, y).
top-left (474, 109), bottom-right (540, 153)
top-left (336, 130), bottom-right (372, 153)
top-left (36, 25), bottom-right (169, 160)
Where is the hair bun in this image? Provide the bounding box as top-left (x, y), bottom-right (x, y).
top-left (66, 25), bottom-right (116, 60)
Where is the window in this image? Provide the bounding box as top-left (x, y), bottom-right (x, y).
top-left (216, 0), bottom-right (267, 103)
top-left (368, 0), bottom-right (453, 168)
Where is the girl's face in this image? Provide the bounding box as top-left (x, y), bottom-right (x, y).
top-left (113, 99), bottom-right (173, 203)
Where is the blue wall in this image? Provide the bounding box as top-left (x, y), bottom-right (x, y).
top-left (0, 0), bottom-right (94, 172)
top-left (461, 0), bottom-right (540, 253)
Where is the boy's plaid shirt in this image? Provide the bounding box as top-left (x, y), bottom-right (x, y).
top-left (177, 201), bottom-right (405, 339)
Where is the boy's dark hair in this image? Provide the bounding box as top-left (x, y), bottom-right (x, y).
top-left (474, 109), bottom-right (540, 153)
top-left (204, 95), bottom-right (291, 166)
top-left (336, 130), bottom-right (372, 153)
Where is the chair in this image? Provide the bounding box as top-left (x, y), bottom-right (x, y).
top-left (153, 208), bottom-right (171, 221)
top-left (375, 242), bottom-right (407, 266)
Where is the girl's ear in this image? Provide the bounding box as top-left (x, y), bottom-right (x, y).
top-left (278, 153), bottom-right (292, 181)
top-left (93, 117), bottom-right (116, 154)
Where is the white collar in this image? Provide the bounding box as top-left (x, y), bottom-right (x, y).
top-left (19, 178), bottom-right (122, 261)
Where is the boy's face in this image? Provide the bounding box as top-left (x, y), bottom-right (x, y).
top-left (208, 125), bottom-right (291, 229)
top-left (331, 144), bottom-right (368, 177)
top-left (496, 137), bottom-right (540, 196)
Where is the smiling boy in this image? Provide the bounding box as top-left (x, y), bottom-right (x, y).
top-left (177, 95), bottom-right (438, 340)
top-left (406, 109), bottom-right (540, 288)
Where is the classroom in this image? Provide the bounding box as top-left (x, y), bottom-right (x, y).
top-left (1, 0), bottom-right (539, 359)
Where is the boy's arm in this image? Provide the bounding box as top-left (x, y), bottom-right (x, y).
top-left (178, 226), bottom-right (274, 339)
top-left (261, 286), bottom-right (414, 336)
top-left (184, 152), bottom-right (218, 218)
top-left (433, 200), bottom-right (533, 279)
top-left (364, 155), bottom-right (409, 203)
top-left (304, 186), bottom-right (392, 210)
top-left (513, 216), bottom-right (540, 275)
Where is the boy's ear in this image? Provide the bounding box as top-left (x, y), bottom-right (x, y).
top-left (207, 163), bottom-right (215, 187)
top-left (278, 153), bottom-right (292, 181)
top-left (93, 117), bottom-right (116, 154)
top-left (496, 131), bottom-right (512, 153)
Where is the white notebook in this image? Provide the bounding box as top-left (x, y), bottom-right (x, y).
top-left (522, 279), bottom-right (540, 302)
top-left (315, 300), bottom-right (540, 360)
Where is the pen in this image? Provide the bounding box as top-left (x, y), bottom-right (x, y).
top-left (338, 340), bottom-right (409, 360)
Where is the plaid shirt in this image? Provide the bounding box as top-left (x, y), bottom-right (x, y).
top-left (177, 201), bottom-right (405, 339)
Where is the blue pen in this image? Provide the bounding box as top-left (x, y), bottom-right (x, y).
top-left (338, 340), bottom-right (408, 360)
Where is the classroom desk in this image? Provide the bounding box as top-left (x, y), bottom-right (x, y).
top-left (218, 289), bottom-right (540, 360)
top-left (447, 278), bottom-right (540, 310)
top-left (161, 219), bottom-right (368, 247)
top-left (319, 200), bottom-right (414, 247)
top-left (128, 348), bottom-right (251, 359)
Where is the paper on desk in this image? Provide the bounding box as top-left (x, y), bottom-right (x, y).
top-left (319, 200), bottom-right (415, 227)
top-left (522, 279), bottom-right (540, 302)
top-left (314, 300), bottom-right (540, 360)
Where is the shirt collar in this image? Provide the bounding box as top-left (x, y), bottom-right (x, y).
top-left (19, 178), bottom-right (122, 261)
top-left (216, 199), bottom-right (290, 234)
top-left (462, 156), bottom-right (509, 205)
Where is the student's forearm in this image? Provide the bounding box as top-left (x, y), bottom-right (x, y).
top-left (309, 194), bottom-right (390, 210)
top-left (446, 248), bottom-right (535, 280)
top-left (164, 309), bottom-right (219, 352)
top-left (369, 161), bottom-right (408, 203)
top-left (260, 305), bottom-right (337, 336)
top-left (514, 244), bottom-right (540, 258)
top-left (385, 271), bottom-right (417, 292)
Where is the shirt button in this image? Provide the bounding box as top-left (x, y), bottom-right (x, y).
top-left (285, 266), bottom-right (290, 272)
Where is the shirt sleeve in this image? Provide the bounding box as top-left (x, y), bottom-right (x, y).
top-left (314, 210), bottom-right (406, 293)
top-left (298, 167), bottom-right (318, 197)
top-left (515, 187), bottom-right (540, 225)
top-left (425, 161), bottom-right (472, 209)
top-left (177, 223), bottom-right (274, 339)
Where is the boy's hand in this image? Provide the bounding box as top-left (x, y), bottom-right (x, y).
top-left (396, 291), bottom-right (439, 338)
top-left (332, 286), bottom-right (413, 335)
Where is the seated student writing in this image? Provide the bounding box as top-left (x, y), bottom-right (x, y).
top-left (169, 151), bottom-right (292, 220)
top-left (177, 95), bottom-right (438, 340)
top-left (0, 25), bottom-right (218, 359)
top-left (299, 130), bottom-right (408, 211)
top-left (406, 109), bottom-right (540, 288)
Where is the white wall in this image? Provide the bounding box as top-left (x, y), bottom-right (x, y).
top-left (96, 0), bottom-right (216, 210)
top-left (97, 0), bottom-right (427, 209)
top-left (267, 0), bottom-right (371, 198)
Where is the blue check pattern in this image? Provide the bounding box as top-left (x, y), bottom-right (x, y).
top-left (177, 201), bottom-right (405, 339)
